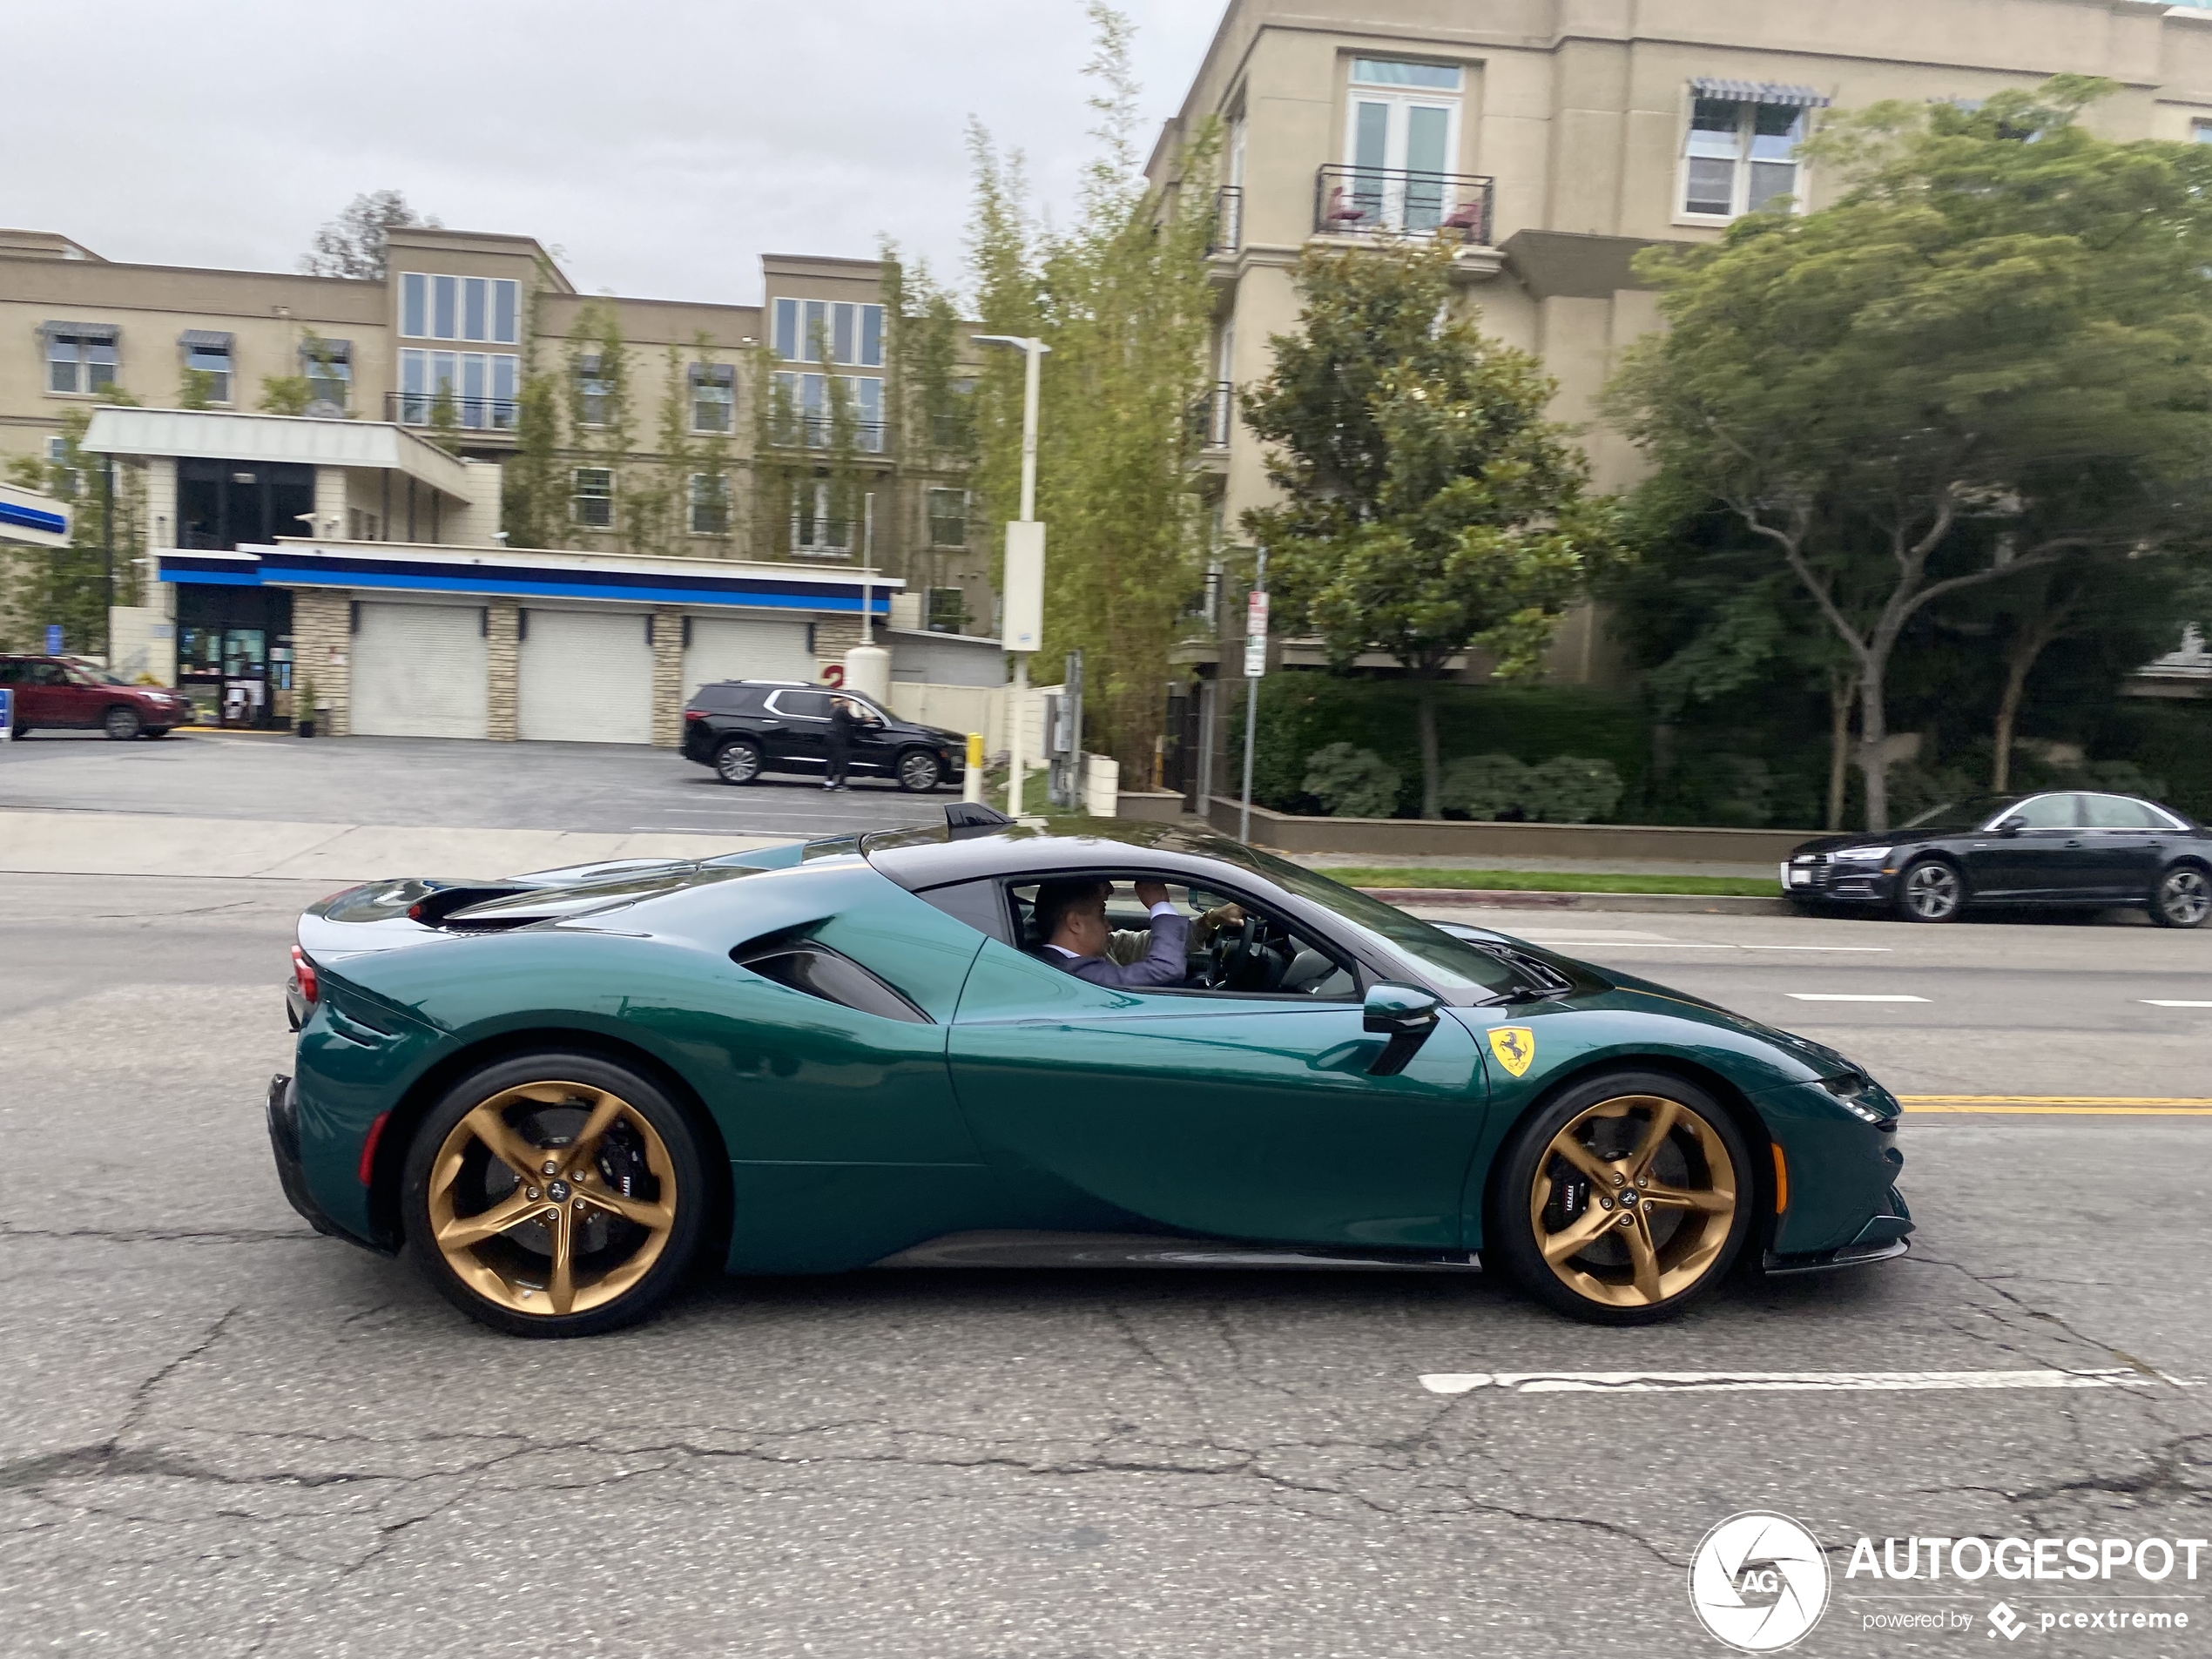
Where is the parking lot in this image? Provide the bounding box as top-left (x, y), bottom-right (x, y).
top-left (2, 760), bottom-right (2207, 1656)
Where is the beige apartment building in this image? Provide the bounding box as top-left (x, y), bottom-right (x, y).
top-left (0, 226), bottom-right (996, 736)
top-left (1150, 0), bottom-right (2212, 740)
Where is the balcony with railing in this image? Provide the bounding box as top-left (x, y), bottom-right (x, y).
top-left (1187, 381), bottom-right (1233, 450)
top-left (765, 415), bottom-right (888, 455)
top-left (386, 391), bottom-right (518, 433)
top-left (1207, 185), bottom-right (1243, 257)
top-left (1312, 165), bottom-right (1494, 244)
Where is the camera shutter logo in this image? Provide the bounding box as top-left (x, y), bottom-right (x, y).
top-left (1688, 1512), bottom-right (1832, 1652)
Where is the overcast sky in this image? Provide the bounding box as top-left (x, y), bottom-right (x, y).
top-left (4, 0), bottom-right (1223, 306)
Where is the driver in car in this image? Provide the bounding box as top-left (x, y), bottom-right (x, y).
top-left (1035, 879), bottom-right (1190, 988)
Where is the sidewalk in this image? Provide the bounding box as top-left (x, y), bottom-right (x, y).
top-left (0, 808), bottom-right (776, 881)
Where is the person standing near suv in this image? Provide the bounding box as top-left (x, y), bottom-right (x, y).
top-left (823, 694), bottom-right (857, 791)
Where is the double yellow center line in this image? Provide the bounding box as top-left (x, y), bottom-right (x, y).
top-left (1900, 1096), bottom-right (2212, 1116)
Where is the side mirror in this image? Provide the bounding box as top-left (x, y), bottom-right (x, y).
top-left (1364, 982), bottom-right (1441, 1077)
top-left (1996, 815), bottom-right (2026, 836)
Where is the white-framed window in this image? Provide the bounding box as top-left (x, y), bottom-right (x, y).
top-left (572, 467), bottom-right (614, 528)
top-left (690, 362), bottom-right (735, 432)
top-left (44, 325), bottom-right (118, 395)
top-left (1340, 57), bottom-right (1462, 234)
top-left (573, 355), bottom-right (610, 428)
top-left (790, 482), bottom-right (873, 558)
top-left (2194, 118), bottom-right (2212, 145)
top-left (769, 371), bottom-right (884, 451)
top-left (689, 471), bottom-right (730, 535)
top-left (398, 272), bottom-right (522, 344)
top-left (181, 332), bottom-right (233, 404)
top-left (1681, 96), bottom-right (1810, 219)
top-left (398, 349), bottom-right (519, 428)
top-left (927, 486), bottom-right (968, 548)
top-left (301, 339), bottom-right (352, 410)
top-left (43, 434), bottom-right (83, 497)
top-left (772, 298), bottom-right (885, 367)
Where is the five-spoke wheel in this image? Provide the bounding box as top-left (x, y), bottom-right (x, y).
top-left (1494, 1073), bottom-right (1753, 1324)
top-left (1895, 858), bottom-right (1964, 923)
top-left (714, 738), bottom-right (764, 786)
top-left (402, 1055), bottom-right (706, 1336)
top-left (2152, 864), bottom-right (2210, 929)
top-left (896, 747), bottom-right (944, 792)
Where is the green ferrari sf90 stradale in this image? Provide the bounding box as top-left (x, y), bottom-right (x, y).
top-left (268, 807), bottom-right (1911, 1338)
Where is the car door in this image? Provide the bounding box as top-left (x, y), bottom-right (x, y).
top-left (945, 894), bottom-right (1490, 1250)
top-left (1961, 792), bottom-right (2089, 900)
top-left (842, 696), bottom-right (900, 777)
top-left (2076, 794), bottom-right (2169, 901)
top-left (759, 687), bottom-right (831, 772)
top-left (24, 661), bottom-right (85, 726)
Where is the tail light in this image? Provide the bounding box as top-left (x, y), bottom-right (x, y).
top-left (684, 709), bottom-right (707, 721)
top-left (290, 945), bottom-right (320, 1004)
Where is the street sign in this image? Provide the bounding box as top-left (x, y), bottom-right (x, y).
top-left (1002, 521), bottom-right (1045, 652)
top-left (0, 686), bottom-right (11, 742)
top-left (45, 624), bottom-right (63, 655)
top-left (1244, 590), bottom-right (1269, 678)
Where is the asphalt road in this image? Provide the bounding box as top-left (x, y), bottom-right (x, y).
top-left (0, 730), bottom-right (946, 839)
top-left (2, 873), bottom-right (2206, 1658)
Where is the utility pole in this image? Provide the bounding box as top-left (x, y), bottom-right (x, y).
top-left (102, 458), bottom-right (116, 664)
top-left (1239, 545), bottom-right (1267, 846)
top-left (975, 334), bottom-right (1050, 816)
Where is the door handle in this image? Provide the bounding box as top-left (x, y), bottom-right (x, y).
top-left (2063, 839), bottom-right (2083, 848)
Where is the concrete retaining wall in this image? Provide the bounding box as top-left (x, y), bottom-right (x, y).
top-left (1201, 797), bottom-right (1813, 863)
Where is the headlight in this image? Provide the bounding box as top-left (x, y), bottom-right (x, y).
top-left (1831, 846), bottom-right (1892, 863)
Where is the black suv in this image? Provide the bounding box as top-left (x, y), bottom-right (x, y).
top-left (680, 680), bottom-right (966, 792)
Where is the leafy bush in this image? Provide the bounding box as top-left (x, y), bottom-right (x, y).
top-left (1300, 743), bottom-right (1403, 818)
top-left (1440, 753), bottom-right (1534, 819)
top-left (1527, 756), bottom-right (1623, 824)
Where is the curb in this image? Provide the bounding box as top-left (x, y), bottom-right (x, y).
top-left (1358, 887), bottom-right (1792, 916)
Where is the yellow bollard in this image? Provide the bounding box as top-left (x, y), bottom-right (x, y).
top-left (963, 732), bottom-right (985, 804)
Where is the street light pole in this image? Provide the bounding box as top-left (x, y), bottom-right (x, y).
top-left (974, 334), bottom-right (1050, 817)
top-left (1240, 544), bottom-right (1266, 846)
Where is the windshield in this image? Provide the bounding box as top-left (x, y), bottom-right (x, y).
top-left (1898, 796), bottom-right (2014, 833)
top-left (1238, 846), bottom-right (1522, 998)
top-left (66, 664), bottom-right (132, 686)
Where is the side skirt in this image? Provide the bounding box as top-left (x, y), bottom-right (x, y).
top-left (871, 1230), bottom-right (1483, 1273)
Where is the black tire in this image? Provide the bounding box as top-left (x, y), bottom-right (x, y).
top-left (2150, 863), bottom-right (2211, 929)
top-left (894, 747), bottom-right (944, 792)
top-left (401, 1052), bottom-right (709, 1339)
top-left (144, 727), bottom-right (172, 739)
top-left (103, 705), bottom-right (142, 741)
top-left (713, 738), bottom-right (764, 786)
top-left (1490, 1069), bottom-right (1756, 1326)
top-left (1894, 857), bottom-right (1964, 923)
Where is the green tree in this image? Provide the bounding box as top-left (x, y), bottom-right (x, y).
top-left (178, 368), bottom-right (217, 410)
top-left (1606, 78), bottom-right (2212, 831)
top-left (300, 190), bottom-right (437, 280)
top-left (1241, 239), bottom-right (1620, 818)
top-left (963, 3), bottom-right (1220, 768)
top-left (2, 394), bottom-right (145, 653)
top-left (502, 259), bottom-right (569, 550)
top-left (564, 301), bottom-right (637, 551)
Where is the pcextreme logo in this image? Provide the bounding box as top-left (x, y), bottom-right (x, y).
top-left (1689, 1512), bottom-right (1833, 1652)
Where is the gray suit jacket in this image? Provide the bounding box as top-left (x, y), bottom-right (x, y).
top-left (1043, 909), bottom-right (1190, 988)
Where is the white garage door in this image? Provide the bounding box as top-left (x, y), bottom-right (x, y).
top-left (682, 613), bottom-right (814, 700)
top-left (349, 602), bottom-right (489, 738)
top-left (516, 608), bottom-right (655, 744)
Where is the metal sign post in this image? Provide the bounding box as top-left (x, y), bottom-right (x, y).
top-left (1239, 547), bottom-right (1267, 846)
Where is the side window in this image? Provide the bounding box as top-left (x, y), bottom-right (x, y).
top-left (2082, 795), bottom-right (2162, 830)
top-left (770, 690), bottom-right (831, 719)
top-left (914, 878), bottom-right (1017, 945)
top-left (30, 663), bottom-right (68, 685)
top-left (1008, 876), bottom-right (1358, 999)
top-left (733, 939), bottom-right (931, 1024)
top-left (2010, 794), bottom-right (2081, 830)
top-left (0, 662), bottom-right (22, 685)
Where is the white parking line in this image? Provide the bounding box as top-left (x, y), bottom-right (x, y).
top-left (1786, 993), bottom-right (1929, 1002)
top-left (2142, 1000), bottom-right (2212, 1008)
top-left (1418, 1367), bottom-right (2182, 1396)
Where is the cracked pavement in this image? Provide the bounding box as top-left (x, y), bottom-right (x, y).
top-left (1, 872), bottom-right (2207, 1657)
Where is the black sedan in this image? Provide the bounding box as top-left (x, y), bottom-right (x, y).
top-left (679, 679), bottom-right (967, 792)
top-left (1784, 790), bottom-right (2212, 926)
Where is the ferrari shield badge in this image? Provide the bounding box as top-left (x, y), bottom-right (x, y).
top-left (1487, 1026), bottom-right (1536, 1078)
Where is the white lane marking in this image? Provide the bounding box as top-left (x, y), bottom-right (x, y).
top-left (2142, 1000), bottom-right (2212, 1008)
top-left (1739, 944), bottom-right (1892, 953)
top-left (1418, 1368), bottom-right (2182, 1396)
top-left (1786, 993), bottom-right (1929, 1002)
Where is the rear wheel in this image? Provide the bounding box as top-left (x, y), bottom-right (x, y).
top-left (401, 1054), bottom-right (707, 1338)
top-left (1895, 858), bottom-right (1964, 923)
top-left (1492, 1071), bottom-right (1754, 1325)
top-left (2150, 864), bottom-right (2210, 929)
top-left (103, 705), bottom-right (142, 741)
top-left (144, 727), bottom-right (172, 738)
top-left (895, 747), bottom-right (944, 792)
top-left (713, 738), bottom-right (763, 785)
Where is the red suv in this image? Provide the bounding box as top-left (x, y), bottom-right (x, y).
top-left (0, 655), bottom-right (192, 739)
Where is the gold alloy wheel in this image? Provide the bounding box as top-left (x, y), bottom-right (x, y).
top-left (1528, 1094), bottom-right (1738, 1309)
top-left (426, 1081), bottom-right (678, 1318)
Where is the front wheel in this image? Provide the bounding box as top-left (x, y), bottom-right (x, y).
top-left (713, 738), bottom-right (763, 786)
top-left (895, 747), bottom-right (944, 792)
top-left (1491, 1071), bottom-right (1755, 1325)
top-left (2150, 864), bottom-right (2211, 929)
top-left (1895, 858), bottom-right (1964, 923)
top-left (104, 705), bottom-right (142, 740)
top-left (401, 1054), bottom-right (708, 1338)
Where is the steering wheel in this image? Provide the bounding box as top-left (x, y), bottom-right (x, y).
top-left (1206, 914), bottom-right (1261, 991)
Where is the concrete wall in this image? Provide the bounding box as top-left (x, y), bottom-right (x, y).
top-left (1202, 795), bottom-right (1811, 861)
